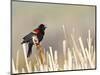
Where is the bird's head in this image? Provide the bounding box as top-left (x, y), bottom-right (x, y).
top-left (38, 24), bottom-right (47, 32)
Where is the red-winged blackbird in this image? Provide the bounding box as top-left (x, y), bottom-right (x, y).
top-left (21, 24), bottom-right (47, 57)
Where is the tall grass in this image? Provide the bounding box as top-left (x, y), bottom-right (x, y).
top-left (12, 25), bottom-right (95, 74)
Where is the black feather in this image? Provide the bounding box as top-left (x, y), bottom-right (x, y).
top-left (27, 43), bottom-right (33, 57)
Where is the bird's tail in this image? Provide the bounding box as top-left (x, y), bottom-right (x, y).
top-left (27, 43), bottom-right (33, 58)
top-left (27, 51), bottom-right (31, 57)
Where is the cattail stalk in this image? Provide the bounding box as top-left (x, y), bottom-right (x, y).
top-left (22, 43), bottom-right (30, 72)
top-left (16, 50), bottom-right (19, 70)
top-left (49, 47), bottom-right (55, 70)
top-left (71, 34), bottom-right (84, 65)
top-left (67, 48), bottom-right (72, 70)
top-left (12, 59), bottom-right (17, 73)
top-left (79, 37), bottom-right (87, 68)
top-left (37, 44), bottom-right (45, 65)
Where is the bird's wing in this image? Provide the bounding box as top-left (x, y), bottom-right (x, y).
top-left (23, 32), bottom-right (36, 41)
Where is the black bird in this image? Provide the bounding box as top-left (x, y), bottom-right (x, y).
top-left (21, 24), bottom-right (47, 57)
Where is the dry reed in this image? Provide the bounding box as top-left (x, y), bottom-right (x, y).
top-left (12, 25), bottom-right (95, 74)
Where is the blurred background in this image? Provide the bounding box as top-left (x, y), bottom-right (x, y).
top-left (12, 1), bottom-right (95, 71)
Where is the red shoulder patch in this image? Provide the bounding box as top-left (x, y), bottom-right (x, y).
top-left (33, 29), bottom-right (40, 33)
